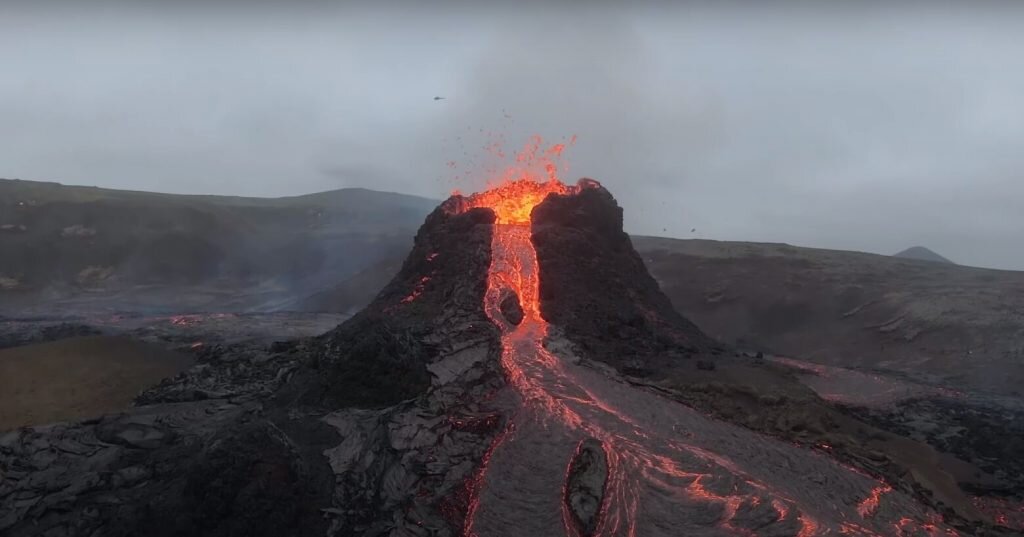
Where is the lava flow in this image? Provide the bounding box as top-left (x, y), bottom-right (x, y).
top-left (460, 178), bottom-right (796, 536)
top-left (449, 140), bottom-right (959, 537)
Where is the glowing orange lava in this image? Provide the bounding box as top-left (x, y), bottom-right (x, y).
top-left (449, 136), bottom-right (954, 537)
top-left (455, 140), bottom-right (794, 535)
top-left (448, 135), bottom-right (578, 224)
top-left (464, 179), bottom-right (572, 224)
top-left (458, 172), bottom-right (785, 536)
top-left (857, 484), bottom-right (892, 518)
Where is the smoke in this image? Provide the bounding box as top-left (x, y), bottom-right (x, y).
top-left (407, 6), bottom-right (719, 196)
top-left (2, 2), bottom-right (1024, 269)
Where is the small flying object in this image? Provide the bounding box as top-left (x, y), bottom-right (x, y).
top-left (691, 228), bottom-right (696, 233)
top-left (434, 96), bottom-right (445, 101)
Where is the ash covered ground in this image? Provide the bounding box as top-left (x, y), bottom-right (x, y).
top-left (1, 181), bottom-right (1022, 537)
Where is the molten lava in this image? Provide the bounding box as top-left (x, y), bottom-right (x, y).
top-left (463, 179), bottom-right (573, 225)
top-left (456, 176), bottom-right (810, 536)
top-left (447, 138), bottom-right (958, 536)
top-left (857, 485), bottom-right (892, 518)
top-left (446, 135), bottom-right (581, 225)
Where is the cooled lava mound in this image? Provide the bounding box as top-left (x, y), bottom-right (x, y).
top-left (531, 181), bottom-right (718, 374)
top-left (293, 204), bottom-right (498, 408)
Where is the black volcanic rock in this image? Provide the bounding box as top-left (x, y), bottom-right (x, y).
top-left (1, 201), bottom-right (510, 537)
top-left (367, 203), bottom-right (495, 318)
top-left (565, 438), bottom-right (609, 536)
top-left (0, 402), bottom-right (339, 537)
top-left (531, 180), bottom-right (717, 372)
top-left (174, 418), bottom-right (338, 537)
top-left (299, 204), bottom-right (498, 408)
top-left (499, 289), bottom-right (524, 325)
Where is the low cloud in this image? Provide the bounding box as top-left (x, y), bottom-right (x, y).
top-left (2, 2), bottom-right (1023, 269)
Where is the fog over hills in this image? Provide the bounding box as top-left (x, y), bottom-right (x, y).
top-left (4, 3), bottom-right (1024, 270)
top-left (4, 179), bottom-right (1020, 398)
top-left (0, 178), bottom-right (437, 314)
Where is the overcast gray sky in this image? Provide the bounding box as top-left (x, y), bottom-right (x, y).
top-left (2, 2), bottom-right (1023, 269)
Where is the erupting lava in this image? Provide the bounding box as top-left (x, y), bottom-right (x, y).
top-left (462, 179), bottom-right (573, 225)
top-left (460, 175), bottom-right (811, 536)
top-left (455, 177), bottom-right (589, 316)
top-left (448, 134), bottom-right (578, 226)
top-left (447, 137), bottom-right (959, 537)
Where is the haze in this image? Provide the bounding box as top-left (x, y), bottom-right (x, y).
top-left (2, 2), bottom-right (1023, 270)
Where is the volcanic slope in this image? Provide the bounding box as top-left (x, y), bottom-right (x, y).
top-left (0, 196), bottom-right (508, 537)
top-left (446, 179), bottom-right (965, 537)
top-left (0, 179), bottom-right (984, 537)
top-left (634, 237), bottom-right (1024, 396)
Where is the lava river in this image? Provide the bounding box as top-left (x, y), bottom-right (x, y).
top-left (456, 180), bottom-right (958, 537)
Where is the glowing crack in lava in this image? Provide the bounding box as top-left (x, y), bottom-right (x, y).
top-left (448, 139), bottom-right (958, 537)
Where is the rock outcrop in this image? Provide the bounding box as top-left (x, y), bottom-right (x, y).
top-left (498, 290), bottom-right (524, 326)
top-left (531, 181), bottom-right (719, 374)
top-left (0, 399), bottom-right (339, 537)
top-left (564, 438), bottom-right (609, 536)
top-left (294, 204), bottom-right (498, 409)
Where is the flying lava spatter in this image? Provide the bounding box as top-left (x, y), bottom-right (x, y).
top-left (445, 136), bottom-right (958, 537)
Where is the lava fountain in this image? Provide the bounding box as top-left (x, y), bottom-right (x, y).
top-left (445, 137), bottom-right (958, 537)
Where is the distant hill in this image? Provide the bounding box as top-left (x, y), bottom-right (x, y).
top-left (290, 235), bottom-right (1024, 395)
top-left (284, 256), bottom-right (405, 315)
top-left (632, 237), bottom-right (1023, 396)
top-left (0, 178), bottom-right (437, 314)
top-left (893, 246), bottom-right (954, 264)
top-left (5, 178), bottom-right (1022, 396)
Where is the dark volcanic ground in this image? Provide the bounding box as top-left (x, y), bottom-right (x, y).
top-left (0, 182), bottom-right (1022, 536)
top-left (633, 237), bottom-right (1024, 398)
top-left (0, 200), bottom-right (509, 537)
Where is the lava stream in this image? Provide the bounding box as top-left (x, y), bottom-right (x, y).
top-left (457, 177), bottom-right (958, 537)
top-left (467, 216), bottom-right (803, 536)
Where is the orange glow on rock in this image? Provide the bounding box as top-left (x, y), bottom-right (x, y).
top-left (857, 484), bottom-right (892, 518)
top-left (448, 135), bottom-right (952, 536)
top-left (458, 148), bottom-right (804, 535)
top-left (464, 179), bottom-right (571, 225)
top-left (451, 135), bottom-right (578, 224)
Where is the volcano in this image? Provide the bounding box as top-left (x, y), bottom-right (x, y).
top-left (0, 177), bottom-right (980, 537)
top-left (284, 178), bottom-right (966, 536)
